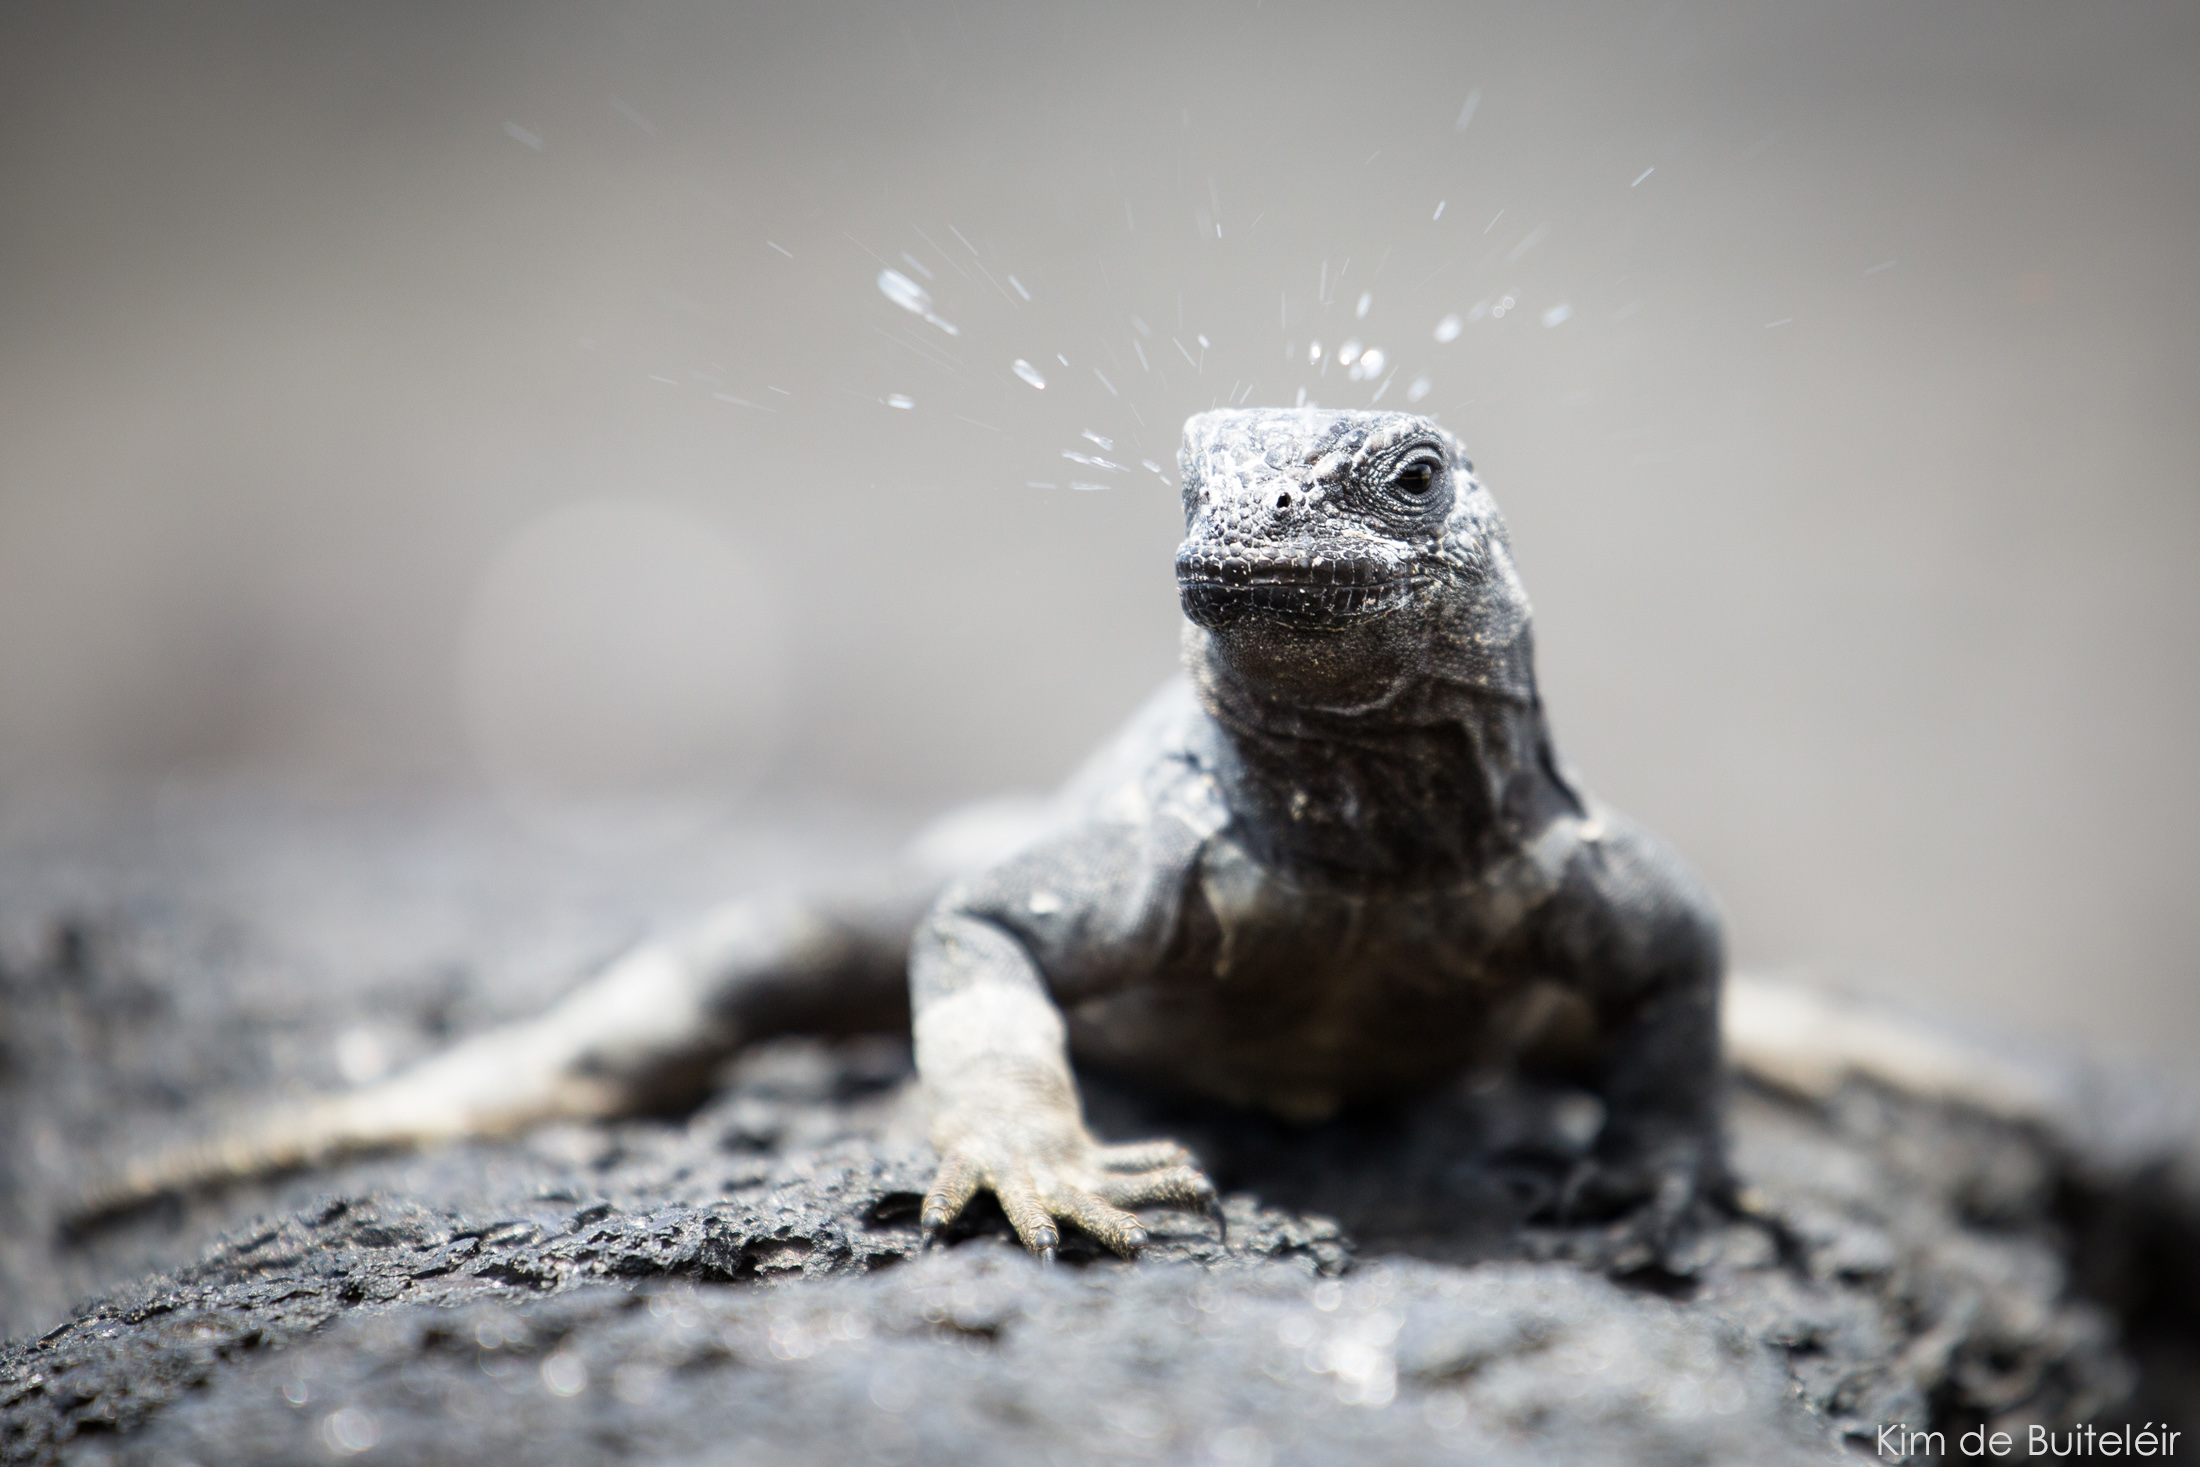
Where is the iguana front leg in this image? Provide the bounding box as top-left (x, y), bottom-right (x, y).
top-left (910, 911), bottom-right (1214, 1261)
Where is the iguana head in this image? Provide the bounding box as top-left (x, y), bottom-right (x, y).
top-left (1175, 408), bottom-right (1536, 705)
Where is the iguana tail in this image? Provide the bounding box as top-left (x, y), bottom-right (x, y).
top-left (67, 876), bottom-right (941, 1225)
top-left (1723, 970), bottom-right (2065, 1122)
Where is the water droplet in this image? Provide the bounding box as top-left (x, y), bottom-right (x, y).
top-left (1082, 430), bottom-right (1114, 450)
top-left (1355, 292), bottom-right (1372, 320)
top-left (540, 1351), bottom-right (589, 1397)
top-left (877, 269), bottom-right (930, 315)
top-left (320, 1407), bottom-right (381, 1456)
top-left (1434, 314), bottom-right (1462, 343)
top-left (1407, 376), bottom-right (1432, 404)
top-left (1056, 353), bottom-right (1070, 366)
top-left (1337, 340), bottom-right (1362, 367)
top-left (1197, 335), bottom-right (1210, 348)
top-left (1542, 303), bottom-right (1572, 327)
top-left (1357, 347), bottom-right (1385, 374)
top-left (1307, 341), bottom-right (1323, 365)
top-left (1012, 359), bottom-right (1046, 389)
top-left (1062, 450), bottom-right (1126, 472)
top-left (886, 394), bottom-right (914, 409)
top-left (1009, 274), bottom-right (1032, 301)
top-left (1069, 481), bottom-right (1113, 492)
top-left (878, 270), bottom-right (958, 335)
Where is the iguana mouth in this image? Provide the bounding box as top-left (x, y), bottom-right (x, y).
top-left (1175, 545), bottom-right (1409, 630)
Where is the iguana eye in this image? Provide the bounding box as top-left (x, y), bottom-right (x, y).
top-left (1394, 460), bottom-right (1438, 495)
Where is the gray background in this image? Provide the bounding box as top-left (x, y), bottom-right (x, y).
top-left (1, 0), bottom-right (2194, 1051)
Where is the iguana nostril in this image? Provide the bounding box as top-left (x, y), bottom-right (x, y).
top-left (1276, 493), bottom-right (1292, 510)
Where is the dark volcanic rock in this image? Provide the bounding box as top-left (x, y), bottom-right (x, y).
top-left (62, 1254), bottom-right (1832, 1467)
top-left (0, 791), bottom-right (2192, 1464)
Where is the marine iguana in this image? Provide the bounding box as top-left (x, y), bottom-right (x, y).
top-left (81, 407), bottom-right (1812, 1254)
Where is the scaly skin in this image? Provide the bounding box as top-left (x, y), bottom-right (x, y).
top-left (78, 409), bottom-right (1740, 1258)
top-left (907, 409), bottom-right (1728, 1254)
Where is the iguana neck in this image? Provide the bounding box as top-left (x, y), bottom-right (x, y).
top-left (1187, 635), bottom-right (1580, 885)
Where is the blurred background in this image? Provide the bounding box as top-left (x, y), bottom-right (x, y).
top-left (0, 0), bottom-right (2194, 1052)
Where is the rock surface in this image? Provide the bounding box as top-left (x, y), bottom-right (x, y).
top-left (0, 790), bottom-right (2193, 1464)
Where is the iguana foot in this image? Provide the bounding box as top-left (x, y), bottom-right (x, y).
top-left (1549, 1135), bottom-right (1731, 1254)
top-left (921, 1133), bottom-right (1218, 1261)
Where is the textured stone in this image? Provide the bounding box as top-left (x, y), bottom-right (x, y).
top-left (0, 794), bottom-right (2191, 1464)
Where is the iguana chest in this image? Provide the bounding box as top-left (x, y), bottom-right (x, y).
top-left (1062, 828), bottom-right (1584, 1119)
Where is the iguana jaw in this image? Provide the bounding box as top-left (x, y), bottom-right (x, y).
top-left (1174, 542), bottom-right (1412, 630)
